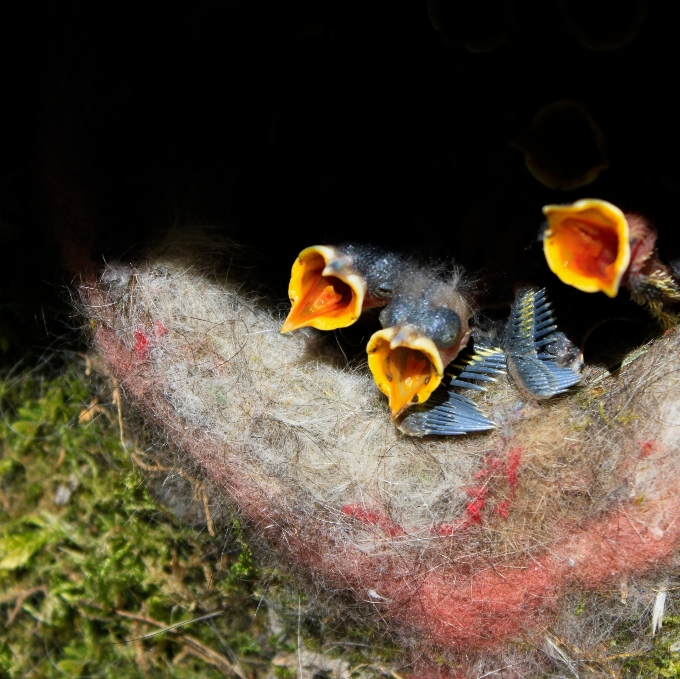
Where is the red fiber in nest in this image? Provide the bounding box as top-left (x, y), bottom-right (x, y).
top-left (133, 328), bottom-right (150, 359)
top-left (342, 504), bottom-right (405, 537)
top-left (637, 438), bottom-right (657, 458)
top-left (505, 446), bottom-right (521, 488)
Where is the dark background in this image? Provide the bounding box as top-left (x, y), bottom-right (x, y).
top-left (2, 0), bottom-right (678, 364)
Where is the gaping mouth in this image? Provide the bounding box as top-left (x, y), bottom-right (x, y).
top-left (542, 199), bottom-right (631, 298)
top-left (367, 328), bottom-right (444, 419)
top-left (281, 246), bottom-right (366, 333)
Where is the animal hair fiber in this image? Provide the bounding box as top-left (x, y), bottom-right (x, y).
top-left (78, 233), bottom-right (680, 678)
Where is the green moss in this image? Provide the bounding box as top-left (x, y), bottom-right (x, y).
top-left (620, 616), bottom-right (680, 679)
top-left (0, 367), bottom-right (268, 677)
top-left (0, 365), bottom-right (398, 678)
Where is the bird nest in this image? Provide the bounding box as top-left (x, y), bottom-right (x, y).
top-left (78, 236), bottom-right (680, 674)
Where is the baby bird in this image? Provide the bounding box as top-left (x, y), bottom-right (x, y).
top-left (542, 198), bottom-right (630, 299)
top-left (398, 286), bottom-right (582, 437)
top-left (542, 198), bottom-right (680, 327)
top-left (281, 244), bottom-right (403, 333)
top-left (367, 269), bottom-right (472, 419)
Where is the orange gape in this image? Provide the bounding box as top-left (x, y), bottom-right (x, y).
top-left (281, 264), bottom-right (353, 332)
top-left (282, 246), bottom-right (366, 333)
top-left (543, 199), bottom-right (631, 298)
top-left (383, 347), bottom-right (434, 418)
top-left (367, 328), bottom-right (446, 418)
top-left (557, 217), bottom-right (619, 279)
top-left (306, 280), bottom-right (347, 315)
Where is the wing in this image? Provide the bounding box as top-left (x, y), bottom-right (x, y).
top-left (396, 342), bottom-right (504, 437)
top-left (506, 287), bottom-right (581, 400)
top-left (448, 344), bottom-right (507, 391)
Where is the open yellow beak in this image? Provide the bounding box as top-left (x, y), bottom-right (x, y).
top-left (281, 246), bottom-right (366, 333)
top-left (367, 327), bottom-right (444, 419)
top-left (542, 199), bottom-right (631, 298)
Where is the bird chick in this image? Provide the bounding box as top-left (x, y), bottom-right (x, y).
top-left (542, 199), bottom-right (680, 326)
top-left (542, 198), bottom-right (630, 298)
top-left (398, 286), bottom-right (583, 438)
top-left (367, 270), bottom-right (472, 419)
top-left (281, 244), bottom-right (403, 333)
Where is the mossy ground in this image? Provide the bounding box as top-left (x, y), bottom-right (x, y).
top-left (617, 617), bottom-right (680, 678)
top-left (0, 360), bottom-right (399, 678)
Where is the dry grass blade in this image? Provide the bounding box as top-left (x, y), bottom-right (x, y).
top-left (113, 609), bottom-right (248, 679)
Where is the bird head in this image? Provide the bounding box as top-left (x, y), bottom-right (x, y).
top-left (281, 245), bottom-right (403, 333)
top-left (281, 245), bottom-right (367, 333)
top-left (367, 286), bottom-right (471, 419)
top-left (542, 198), bottom-right (631, 298)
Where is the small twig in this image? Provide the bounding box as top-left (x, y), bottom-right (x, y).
top-left (202, 487), bottom-right (216, 536)
top-left (54, 447), bottom-right (66, 469)
top-left (130, 451), bottom-right (216, 536)
top-left (606, 651), bottom-right (645, 660)
top-left (651, 583), bottom-right (668, 636)
top-left (542, 631), bottom-right (619, 679)
top-left (77, 397), bottom-right (113, 424)
top-left (113, 609), bottom-right (222, 638)
top-left (77, 351), bottom-right (93, 376)
top-left (3, 586), bottom-right (48, 626)
top-left (111, 378), bottom-right (125, 447)
top-left (544, 634), bottom-right (579, 679)
top-left (130, 450), bottom-right (171, 474)
top-left (588, 337), bottom-right (654, 385)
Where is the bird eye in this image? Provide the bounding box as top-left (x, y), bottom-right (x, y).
top-left (423, 308), bottom-right (461, 348)
top-left (374, 282), bottom-right (394, 298)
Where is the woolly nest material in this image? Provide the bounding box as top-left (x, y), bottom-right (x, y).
top-left (79, 238), bottom-right (680, 673)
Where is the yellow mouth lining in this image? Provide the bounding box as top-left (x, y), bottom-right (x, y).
top-left (367, 328), bottom-right (444, 419)
top-left (281, 246), bottom-right (366, 333)
top-left (542, 199), bottom-right (631, 298)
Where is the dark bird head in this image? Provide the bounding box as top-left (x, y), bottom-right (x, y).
top-left (281, 244), bottom-right (403, 333)
top-left (367, 273), bottom-right (472, 419)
